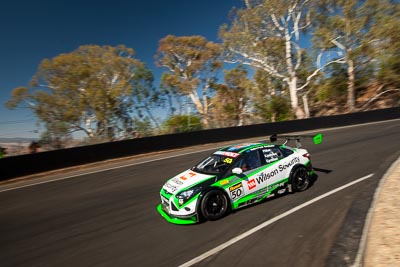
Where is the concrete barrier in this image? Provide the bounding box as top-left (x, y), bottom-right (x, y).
top-left (1, 107), bottom-right (399, 180)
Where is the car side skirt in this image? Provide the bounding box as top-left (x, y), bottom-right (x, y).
top-left (231, 178), bottom-right (289, 210)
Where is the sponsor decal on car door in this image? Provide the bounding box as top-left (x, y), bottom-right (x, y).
top-left (251, 164), bottom-right (283, 196)
top-left (238, 165), bottom-right (273, 199)
top-left (251, 155), bottom-right (299, 195)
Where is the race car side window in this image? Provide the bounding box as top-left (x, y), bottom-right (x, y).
top-left (231, 150), bottom-right (262, 173)
top-left (280, 147), bottom-right (294, 157)
top-left (262, 147), bottom-right (284, 164)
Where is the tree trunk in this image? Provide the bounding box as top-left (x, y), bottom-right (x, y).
top-left (202, 84), bottom-right (210, 128)
top-left (189, 91), bottom-right (209, 129)
top-left (144, 106), bottom-right (160, 131)
top-left (271, 113), bottom-right (276, 123)
top-left (201, 117), bottom-right (209, 128)
top-left (238, 97), bottom-right (244, 126)
top-left (288, 76), bottom-right (298, 110)
top-left (347, 59), bottom-right (356, 112)
top-left (84, 116), bottom-right (95, 138)
top-left (285, 26), bottom-right (304, 119)
top-left (302, 94), bottom-right (310, 118)
top-left (288, 76), bottom-right (305, 119)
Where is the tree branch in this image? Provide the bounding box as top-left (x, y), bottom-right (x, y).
top-left (360, 88), bottom-right (400, 110)
top-left (293, 42), bottom-right (302, 70)
top-left (297, 57), bottom-right (346, 91)
top-left (331, 38), bottom-right (346, 50)
top-left (290, 10), bottom-right (311, 38)
top-left (271, 14), bottom-right (285, 32)
top-left (227, 47), bottom-right (286, 79)
top-left (38, 83), bottom-right (59, 91)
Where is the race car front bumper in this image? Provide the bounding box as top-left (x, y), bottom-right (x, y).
top-left (158, 188), bottom-right (200, 224)
top-left (156, 204), bottom-right (198, 225)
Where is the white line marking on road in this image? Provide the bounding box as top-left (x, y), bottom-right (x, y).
top-left (178, 173), bottom-right (374, 267)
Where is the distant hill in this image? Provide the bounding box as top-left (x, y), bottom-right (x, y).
top-left (0, 137), bottom-right (38, 143)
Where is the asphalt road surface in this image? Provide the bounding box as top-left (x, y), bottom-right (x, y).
top-left (1, 120), bottom-right (399, 267)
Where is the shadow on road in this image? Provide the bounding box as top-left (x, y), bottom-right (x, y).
top-left (313, 167), bottom-right (333, 174)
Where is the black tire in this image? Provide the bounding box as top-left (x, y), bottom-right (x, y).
top-left (291, 166), bottom-right (310, 192)
top-left (200, 190), bottom-right (228, 221)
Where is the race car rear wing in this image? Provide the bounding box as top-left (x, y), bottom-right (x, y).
top-left (270, 133), bottom-right (322, 148)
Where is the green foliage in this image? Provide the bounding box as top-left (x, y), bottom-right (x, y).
top-left (131, 117), bottom-right (153, 137)
top-left (219, 1), bottom-right (295, 77)
top-left (252, 69), bottom-right (292, 122)
top-left (39, 126), bottom-right (71, 149)
top-left (156, 35), bottom-right (223, 128)
top-left (253, 68), bottom-right (285, 96)
top-left (315, 64), bottom-right (348, 102)
top-left (377, 57), bottom-right (400, 88)
top-left (255, 95), bottom-right (293, 122)
top-left (163, 115), bottom-right (202, 134)
top-left (6, 45), bottom-right (160, 142)
top-left (220, 0), bottom-right (316, 119)
top-left (159, 72), bottom-right (186, 116)
top-left (211, 65), bottom-right (253, 126)
top-left (369, 0), bottom-right (400, 88)
top-left (0, 146), bottom-right (6, 158)
top-left (311, 0), bottom-right (395, 111)
top-left (5, 0), bottom-right (400, 151)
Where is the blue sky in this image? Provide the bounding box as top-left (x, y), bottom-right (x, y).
top-left (0, 0), bottom-right (244, 139)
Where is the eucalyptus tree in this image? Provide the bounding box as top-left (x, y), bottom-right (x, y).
top-left (130, 65), bottom-right (162, 130)
top-left (220, 0), bottom-right (344, 118)
top-left (6, 45), bottom-right (159, 142)
top-left (253, 69), bottom-right (293, 122)
top-left (156, 35), bottom-right (223, 128)
top-left (364, 0), bottom-right (400, 108)
top-left (312, 0), bottom-right (382, 112)
top-left (159, 73), bottom-right (187, 117)
top-left (211, 65), bottom-right (253, 127)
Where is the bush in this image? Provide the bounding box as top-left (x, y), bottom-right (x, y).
top-left (163, 115), bottom-right (202, 133)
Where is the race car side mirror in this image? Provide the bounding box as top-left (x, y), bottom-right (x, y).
top-left (270, 134), bottom-right (277, 143)
top-left (232, 167), bottom-right (243, 175)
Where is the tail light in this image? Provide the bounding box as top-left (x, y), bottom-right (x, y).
top-left (303, 153), bottom-right (310, 159)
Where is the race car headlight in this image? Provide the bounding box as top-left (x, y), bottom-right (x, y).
top-left (176, 186), bottom-right (203, 205)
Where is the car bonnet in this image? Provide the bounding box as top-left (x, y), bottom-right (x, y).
top-left (162, 169), bottom-right (215, 195)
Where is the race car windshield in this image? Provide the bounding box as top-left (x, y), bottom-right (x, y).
top-left (194, 154), bottom-right (234, 174)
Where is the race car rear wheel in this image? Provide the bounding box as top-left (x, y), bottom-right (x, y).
top-left (291, 166), bottom-right (310, 192)
top-left (200, 190), bottom-right (228, 221)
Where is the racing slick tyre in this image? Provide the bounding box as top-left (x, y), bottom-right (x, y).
top-left (290, 165), bottom-right (310, 192)
top-left (200, 190), bottom-right (229, 221)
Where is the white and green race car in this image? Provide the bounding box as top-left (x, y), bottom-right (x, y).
top-left (157, 134), bottom-right (322, 224)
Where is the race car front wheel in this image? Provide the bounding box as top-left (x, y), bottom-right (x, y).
top-left (291, 166), bottom-right (310, 192)
top-left (200, 190), bottom-right (228, 221)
